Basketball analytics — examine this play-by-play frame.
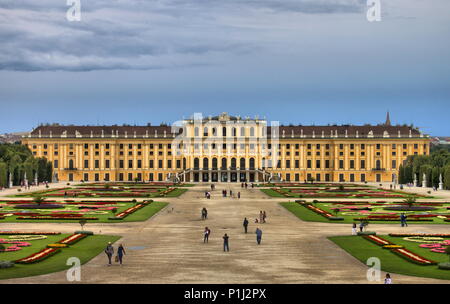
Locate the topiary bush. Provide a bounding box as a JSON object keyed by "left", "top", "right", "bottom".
{"left": 357, "top": 231, "right": 377, "bottom": 236}
{"left": 0, "top": 261, "right": 14, "bottom": 269}
{"left": 74, "top": 230, "right": 94, "bottom": 235}
{"left": 438, "top": 263, "right": 450, "bottom": 270}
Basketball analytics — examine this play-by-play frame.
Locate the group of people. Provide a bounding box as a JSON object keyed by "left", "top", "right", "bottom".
{"left": 104, "top": 242, "right": 126, "bottom": 266}
{"left": 202, "top": 210, "right": 266, "bottom": 251}
{"left": 241, "top": 183, "right": 255, "bottom": 189}
{"left": 351, "top": 222, "right": 367, "bottom": 235}
{"left": 255, "top": 211, "right": 267, "bottom": 223}
{"left": 400, "top": 213, "right": 408, "bottom": 227}
{"left": 221, "top": 189, "right": 241, "bottom": 198}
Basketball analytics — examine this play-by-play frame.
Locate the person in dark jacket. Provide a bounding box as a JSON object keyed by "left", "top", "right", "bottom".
{"left": 243, "top": 218, "right": 249, "bottom": 233}
{"left": 223, "top": 234, "right": 229, "bottom": 252}
{"left": 117, "top": 244, "right": 126, "bottom": 265}
{"left": 255, "top": 228, "right": 263, "bottom": 245}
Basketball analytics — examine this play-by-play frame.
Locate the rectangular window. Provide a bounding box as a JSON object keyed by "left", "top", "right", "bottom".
{"left": 149, "top": 173, "right": 154, "bottom": 181}
{"left": 286, "top": 160, "right": 290, "bottom": 168}
{"left": 361, "top": 160, "right": 366, "bottom": 169}
{"left": 95, "top": 160, "right": 99, "bottom": 169}
{"left": 104, "top": 173, "right": 110, "bottom": 181}
{"left": 128, "top": 173, "right": 133, "bottom": 181}
{"left": 105, "top": 160, "right": 110, "bottom": 169}
{"left": 158, "top": 160, "right": 163, "bottom": 168}
{"left": 316, "top": 160, "right": 321, "bottom": 169}
{"left": 167, "top": 160, "right": 172, "bottom": 169}
{"left": 339, "top": 160, "right": 344, "bottom": 169}
{"left": 361, "top": 174, "right": 366, "bottom": 182}
{"left": 392, "top": 160, "right": 397, "bottom": 169}
{"left": 307, "top": 160, "right": 312, "bottom": 169}
{"left": 350, "top": 160, "right": 355, "bottom": 169}
{"left": 84, "top": 173, "right": 89, "bottom": 181}
{"left": 295, "top": 160, "right": 300, "bottom": 168}
{"left": 128, "top": 160, "right": 133, "bottom": 169}
{"left": 149, "top": 160, "right": 154, "bottom": 168}
{"left": 325, "top": 160, "right": 330, "bottom": 169}
{"left": 119, "top": 160, "right": 124, "bottom": 169}
{"left": 54, "top": 160, "right": 58, "bottom": 169}
{"left": 84, "top": 160, "right": 89, "bottom": 169}
{"left": 137, "top": 160, "right": 142, "bottom": 169}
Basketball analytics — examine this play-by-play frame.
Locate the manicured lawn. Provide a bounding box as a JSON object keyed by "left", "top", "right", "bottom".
{"left": 263, "top": 186, "right": 431, "bottom": 199}
{"left": 329, "top": 235, "right": 450, "bottom": 280}
{"left": 0, "top": 201, "right": 168, "bottom": 223}
{"left": 261, "top": 189, "right": 286, "bottom": 198}
{"left": 280, "top": 201, "right": 450, "bottom": 225}
{"left": 0, "top": 234, "right": 120, "bottom": 280}
{"left": 164, "top": 188, "right": 188, "bottom": 197}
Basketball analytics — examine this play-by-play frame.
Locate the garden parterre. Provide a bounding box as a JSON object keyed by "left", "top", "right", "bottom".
{"left": 282, "top": 200, "right": 450, "bottom": 224}
{"left": 262, "top": 183, "right": 431, "bottom": 199}
{"left": 0, "top": 200, "right": 168, "bottom": 223}
{"left": 0, "top": 231, "right": 119, "bottom": 280}
{"left": 330, "top": 233, "right": 450, "bottom": 280}
{"left": 12, "top": 182, "right": 190, "bottom": 198}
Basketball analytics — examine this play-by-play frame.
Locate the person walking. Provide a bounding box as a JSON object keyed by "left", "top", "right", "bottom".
{"left": 117, "top": 243, "right": 126, "bottom": 265}
{"left": 359, "top": 221, "right": 364, "bottom": 232}
{"left": 255, "top": 227, "right": 263, "bottom": 245}
{"left": 352, "top": 223, "right": 357, "bottom": 235}
{"left": 403, "top": 213, "right": 408, "bottom": 227}
{"left": 238, "top": 192, "right": 241, "bottom": 199}
{"left": 230, "top": 190, "right": 233, "bottom": 197}
{"left": 201, "top": 207, "right": 208, "bottom": 220}
{"left": 223, "top": 234, "right": 230, "bottom": 252}
{"left": 259, "top": 211, "right": 264, "bottom": 223}
{"left": 262, "top": 211, "right": 267, "bottom": 223}
{"left": 105, "top": 242, "right": 114, "bottom": 266}
{"left": 204, "top": 227, "right": 211, "bottom": 243}
{"left": 243, "top": 217, "right": 249, "bottom": 233}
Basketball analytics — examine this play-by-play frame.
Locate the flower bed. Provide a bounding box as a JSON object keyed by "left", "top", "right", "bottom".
{"left": 389, "top": 233, "right": 450, "bottom": 238}
{"left": 17, "top": 216, "right": 99, "bottom": 220}
{"left": 114, "top": 202, "right": 149, "bottom": 219}
{"left": 0, "top": 231, "right": 60, "bottom": 235}
{"left": 363, "top": 235, "right": 394, "bottom": 246}
{"left": 15, "top": 247, "right": 61, "bottom": 264}
{"left": 391, "top": 248, "right": 437, "bottom": 265}
{"left": 58, "top": 233, "right": 87, "bottom": 245}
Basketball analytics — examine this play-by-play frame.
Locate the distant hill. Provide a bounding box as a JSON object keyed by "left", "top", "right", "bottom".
{"left": 0, "top": 132, "right": 28, "bottom": 144}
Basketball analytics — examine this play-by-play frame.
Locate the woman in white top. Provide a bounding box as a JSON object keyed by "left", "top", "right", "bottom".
{"left": 384, "top": 273, "right": 392, "bottom": 284}
{"left": 352, "top": 223, "right": 357, "bottom": 235}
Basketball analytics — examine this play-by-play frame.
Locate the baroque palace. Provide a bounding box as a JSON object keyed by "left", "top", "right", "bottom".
{"left": 21, "top": 112, "right": 430, "bottom": 184}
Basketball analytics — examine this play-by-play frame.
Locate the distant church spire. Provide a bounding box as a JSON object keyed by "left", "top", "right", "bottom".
{"left": 385, "top": 111, "right": 391, "bottom": 126}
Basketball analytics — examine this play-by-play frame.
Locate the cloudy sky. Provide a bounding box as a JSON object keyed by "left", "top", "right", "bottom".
{"left": 0, "top": 0, "right": 449, "bottom": 135}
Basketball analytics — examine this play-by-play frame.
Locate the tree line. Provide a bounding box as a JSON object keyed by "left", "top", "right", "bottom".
{"left": 399, "top": 148, "right": 450, "bottom": 189}
{"left": 0, "top": 144, "right": 53, "bottom": 188}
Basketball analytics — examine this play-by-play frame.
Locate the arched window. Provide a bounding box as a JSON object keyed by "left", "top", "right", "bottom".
{"left": 212, "top": 128, "right": 216, "bottom": 136}
{"left": 203, "top": 157, "right": 209, "bottom": 169}
{"left": 222, "top": 127, "right": 227, "bottom": 137}
{"left": 249, "top": 158, "right": 255, "bottom": 169}
{"left": 231, "top": 158, "right": 236, "bottom": 169}
{"left": 194, "top": 158, "right": 199, "bottom": 169}
{"left": 194, "top": 127, "right": 199, "bottom": 137}
{"left": 240, "top": 158, "right": 246, "bottom": 169}
{"left": 232, "top": 127, "right": 237, "bottom": 136}
{"left": 221, "top": 158, "right": 227, "bottom": 169}
{"left": 69, "top": 159, "right": 74, "bottom": 169}
{"left": 250, "top": 127, "right": 255, "bottom": 137}
{"left": 212, "top": 158, "right": 218, "bottom": 169}
{"left": 203, "top": 127, "right": 208, "bottom": 137}
{"left": 240, "top": 127, "right": 245, "bottom": 137}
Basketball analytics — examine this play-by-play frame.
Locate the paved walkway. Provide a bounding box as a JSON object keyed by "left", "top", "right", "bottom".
{"left": 1, "top": 183, "right": 450, "bottom": 284}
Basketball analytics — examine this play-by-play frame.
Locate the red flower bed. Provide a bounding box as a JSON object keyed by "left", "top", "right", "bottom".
{"left": 15, "top": 247, "right": 61, "bottom": 264}
{"left": 392, "top": 248, "right": 437, "bottom": 265}
{"left": 17, "top": 216, "right": 99, "bottom": 220}
{"left": 363, "top": 235, "right": 394, "bottom": 246}
{"left": 58, "top": 233, "right": 87, "bottom": 245}
{"left": 298, "top": 202, "right": 335, "bottom": 219}
{"left": 0, "top": 231, "right": 61, "bottom": 235}
{"left": 389, "top": 233, "right": 450, "bottom": 237}
{"left": 114, "top": 203, "right": 147, "bottom": 219}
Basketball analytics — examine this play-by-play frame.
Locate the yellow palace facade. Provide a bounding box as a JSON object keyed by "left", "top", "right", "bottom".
{"left": 21, "top": 113, "right": 430, "bottom": 184}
